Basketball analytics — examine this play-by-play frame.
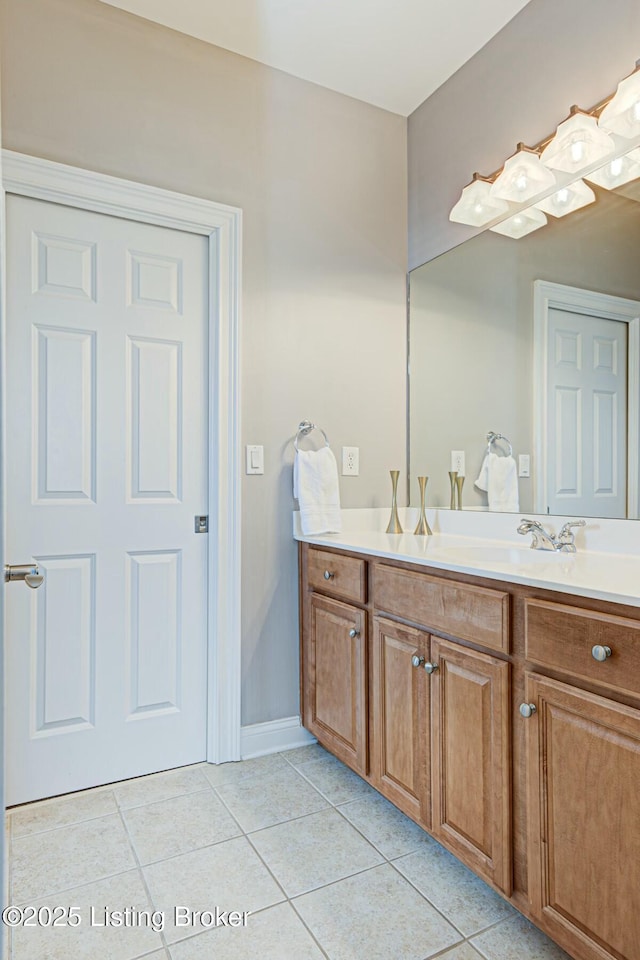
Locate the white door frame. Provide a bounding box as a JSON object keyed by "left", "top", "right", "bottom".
{"left": 2, "top": 150, "right": 242, "bottom": 764}
{"left": 533, "top": 279, "right": 640, "bottom": 519}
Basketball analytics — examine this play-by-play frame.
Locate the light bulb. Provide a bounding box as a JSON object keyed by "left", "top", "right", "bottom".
{"left": 570, "top": 141, "right": 586, "bottom": 163}
{"left": 610, "top": 157, "right": 624, "bottom": 177}
{"left": 515, "top": 173, "right": 528, "bottom": 192}
{"left": 556, "top": 188, "right": 570, "bottom": 204}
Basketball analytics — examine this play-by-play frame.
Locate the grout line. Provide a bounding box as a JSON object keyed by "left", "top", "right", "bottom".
{"left": 115, "top": 805, "right": 171, "bottom": 955}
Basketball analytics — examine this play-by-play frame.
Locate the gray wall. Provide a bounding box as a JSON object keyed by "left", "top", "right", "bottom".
{"left": 409, "top": 192, "right": 640, "bottom": 512}
{"left": 408, "top": 0, "right": 640, "bottom": 270}
{"left": 0, "top": 0, "right": 408, "bottom": 726}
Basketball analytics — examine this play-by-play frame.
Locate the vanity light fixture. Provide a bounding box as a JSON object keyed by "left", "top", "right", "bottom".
{"left": 534, "top": 178, "right": 596, "bottom": 218}
{"left": 598, "top": 63, "right": 640, "bottom": 139}
{"left": 449, "top": 58, "right": 640, "bottom": 235}
{"left": 540, "top": 107, "right": 615, "bottom": 175}
{"left": 489, "top": 206, "right": 547, "bottom": 239}
{"left": 585, "top": 148, "right": 640, "bottom": 190}
{"left": 449, "top": 174, "right": 509, "bottom": 227}
{"left": 489, "top": 143, "right": 556, "bottom": 203}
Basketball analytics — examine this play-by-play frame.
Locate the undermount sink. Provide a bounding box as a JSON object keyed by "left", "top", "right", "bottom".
{"left": 432, "top": 546, "right": 574, "bottom": 565}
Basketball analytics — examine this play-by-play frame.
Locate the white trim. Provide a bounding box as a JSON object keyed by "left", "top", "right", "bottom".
{"left": 533, "top": 280, "right": 640, "bottom": 520}
{"left": 241, "top": 716, "right": 316, "bottom": 759}
{"left": 2, "top": 150, "right": 243, "bottom": 764}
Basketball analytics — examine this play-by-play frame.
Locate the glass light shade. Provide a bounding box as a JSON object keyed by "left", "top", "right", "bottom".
{"left": 534, "top": 179, "right": 596, "bottom": 217}
{"left": 489, "top": 206, "right": 547, "bottom": 239}
{"left": 449, "top": 178, "right": 509, "bottom": 226}
{"left": 585, "top": 148, "right": 640, "bottom": 190}
{"left": 540, "top": 111, "right": 615, "bottom": 174}
{"left": 489, "top": 146, "right": 556, "bottom": 203}
{"left": 598, "top": 69, "right": 640, "bottom": 139}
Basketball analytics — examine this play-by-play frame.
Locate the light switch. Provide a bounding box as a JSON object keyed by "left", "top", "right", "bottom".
{"left": 518, "top": 454, "right": 531, "bottom": 478}
{"left": 246, "top": 444, "right": 264, "bottom": 475}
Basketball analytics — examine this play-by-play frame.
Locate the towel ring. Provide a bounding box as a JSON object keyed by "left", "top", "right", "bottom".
{"left": 487, "top": 431, "right": 513, "bottom": 457}
{"left": 295, "top": 419, "right": 329, "bottom": 451}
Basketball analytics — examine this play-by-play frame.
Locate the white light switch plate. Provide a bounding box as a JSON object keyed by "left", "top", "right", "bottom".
{"left": 246, "top": 444, "right": 264, "bottom": 475}
{"left": 518, "top": 454, "right": 531, "bottom": 478}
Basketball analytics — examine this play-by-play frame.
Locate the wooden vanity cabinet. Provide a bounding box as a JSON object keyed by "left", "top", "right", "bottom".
{"left": 370, "top": 617, "right": 430, "bottom": 827}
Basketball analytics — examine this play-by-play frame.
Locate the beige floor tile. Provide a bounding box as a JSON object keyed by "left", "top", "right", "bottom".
{"left": 143, "top": 836, "right": 285, "bottom": 943}
{"left": 295, "top": 754, "right": 376, "bottom": 804}
{"left": 394, "top": 838, "right": 516, "bottom": 936}
{"left": 294, "top": 862, "right": 461, "bottom": 960}
{"left": 123, "top": 789, "right": 241, "bottom": 864}
{"left": 338, "top": 792, "right": 432, "bottom": 859}
{"left": 114, "top": 767, "right": 210, "bottom": 810}
{"left": 168, "top": 902, "right": 325, "bottom": 960}
{"left": 471, "top": 915, "right": 573, "bottom": 959}
{"left": 10, "top": 869, "right": 163, "bottom": 960}
{"left": 11, "top": 814, "right": 136, "bottom": 903}
{"left": 437, "top": 945, "right": 486, "bottom": 960}
{"left": 201, "top": 752, "right": 290, "bottom": 788}
{"left": 214, "top": 763, "right": 329, "bottom": 832}
{"left": 250, "top": 808, "right": 383, "bottom": 897}
{"left": 10, "top": 788, "right": 117, "bottom": 839}
{"left": 281, "top": 743, "right": 328, "bottom": 766}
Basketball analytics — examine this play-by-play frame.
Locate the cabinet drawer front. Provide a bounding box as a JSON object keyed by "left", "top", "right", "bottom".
{"left": 308, "top": 548, "right": 366, "bottom": 603}
{"left": 525, "top": 598, "right": 640, "bottom": 698}
{"left": 374, "top": 564, "right": 509, "bottom": 653}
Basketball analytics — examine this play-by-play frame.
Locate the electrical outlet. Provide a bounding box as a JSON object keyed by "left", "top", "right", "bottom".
{"left": 518, "top": 454, "right": 531, "bottom": 478}
{"left": 451, "top": 450, "right": 465, "bottom": 477}
{"left": 342, "top": 446, "right": 359, "bottom": 476}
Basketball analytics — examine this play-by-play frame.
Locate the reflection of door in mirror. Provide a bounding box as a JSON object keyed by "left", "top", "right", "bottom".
{"left": 533, "top": 281, "right": 640, "bottom": 519}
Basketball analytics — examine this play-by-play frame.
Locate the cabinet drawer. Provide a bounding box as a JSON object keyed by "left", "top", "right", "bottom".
{"left": 374, "top": 564, "right": 509, "bottom": 653}
{"left": 525, "top": 598, "right": 640, "bottom": 698}
{"left": 308, "top": 548, "right": 366, "bottom": 603}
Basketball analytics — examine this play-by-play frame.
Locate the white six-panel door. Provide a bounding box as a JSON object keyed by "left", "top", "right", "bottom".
{"left": 5, "top": 195, "right": 209, "bottom": 804}
{"left": 546, "top": 307, "right": 627, "bottom": 518}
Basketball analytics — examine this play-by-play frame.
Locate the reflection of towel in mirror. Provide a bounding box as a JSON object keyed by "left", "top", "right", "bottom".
{"left": 475, "top": 453, "right": 519, "bottom": 512}
{"left": 294, "top": 447, "right": 342, "bottom": 535}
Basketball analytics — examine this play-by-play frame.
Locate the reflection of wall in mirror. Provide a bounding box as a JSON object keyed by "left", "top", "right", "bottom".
{"left": 409, "top": 188, "right": 640, "bottom": 517}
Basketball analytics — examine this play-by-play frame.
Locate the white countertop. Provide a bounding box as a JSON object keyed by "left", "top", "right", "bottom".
{"left": 294, "top": 509, "right": 640, "bottom": 608}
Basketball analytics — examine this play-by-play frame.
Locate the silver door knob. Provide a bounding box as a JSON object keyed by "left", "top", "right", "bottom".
{"left": 348, "top": 628, "right": 360, "bottom": 638}
{"left": 5, "top": 564, "right": 44, "bottom": 589}
{"left": 591, "top": 644, "right": 612, "bottom": 662}
{"left": 411, "top": 654, "right": 425, "bottom": 668}
{"left": 323, "top": 570, "right": 334, "bottom": 580}
{"left": 520, "top": 702, "right": 537, "bottom": 718}
{"left": 423, "top": 661, "right": 438, "bottom": 674}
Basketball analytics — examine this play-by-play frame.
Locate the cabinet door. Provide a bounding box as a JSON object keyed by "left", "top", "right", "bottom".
{"left": 524, "top": 673, "right": 640, "bottom": 960}
{"left": 430, "top": 636, "right": 511, "bottom": 894}
{"left": 307, "top": 594, "right": 367, "bottom": 775}
{"left": 371, "top": 617, "right": 430, "bottom": 826}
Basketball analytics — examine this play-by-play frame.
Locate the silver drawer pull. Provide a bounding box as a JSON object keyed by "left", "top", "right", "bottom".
{"left": 4, "top": 564, "right": 44, "bottom": 590}
{"left": 323, "top": 570, "right": 334, "bottom": 580}
{"left": 520, "top": 702, "right": 537, "bottom": 718}
{"left": 411, "top": 654, "right": 425, "bottom": 668}
{"left": 348, "top": 628, "right": 360, "bottom": 639}
{"left": 591, "top": 644, "right": 612, "bottom": 662}
{"left": 423, "top": 661, "right": 438, "bottom": 674}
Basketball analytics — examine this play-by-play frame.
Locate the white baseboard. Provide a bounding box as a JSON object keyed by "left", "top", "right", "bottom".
{"left": 240, "top": 716, "right": 316, "bottom": 759}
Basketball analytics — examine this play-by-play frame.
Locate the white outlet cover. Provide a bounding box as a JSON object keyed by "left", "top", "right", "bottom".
{"left": 342, "top": 446, "right": 359, "bottom": 476}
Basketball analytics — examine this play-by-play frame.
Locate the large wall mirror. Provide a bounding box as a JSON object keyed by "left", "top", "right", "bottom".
{"left": 409, "top": 179, "right": 640, "bottom": 520}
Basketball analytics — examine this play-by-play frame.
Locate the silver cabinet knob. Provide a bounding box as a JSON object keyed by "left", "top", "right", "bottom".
{"left": 520, "top": 702, "right": 537, "bottom": 718}
{"left": 323, "top": 570, "right": 334, "bottom": 580}
{"left": 411, "top": 654, "right": 425, "bottom": 668}
{"left": 348, "top": 628, "right": 360, "bottom": 639}
{"left": 423, "top": 661, "right": 438, "bottom": 674}
{"left": 591, "top": 644, "right": 612, "bottom": 662}
{"left": 4, "top": 564, "right": 45, "bottom": 590}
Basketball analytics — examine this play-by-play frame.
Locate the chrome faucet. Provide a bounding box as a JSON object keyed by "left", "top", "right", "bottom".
{"left": 517, "top": 518, "right": 586, "bottom": 553}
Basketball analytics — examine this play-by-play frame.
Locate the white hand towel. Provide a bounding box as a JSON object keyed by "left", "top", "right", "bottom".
{"left": 294, "top": 447, "right": 342, "bottom": 535}
{"left": 475, "top": 452, "right": 519, "bottom": 512}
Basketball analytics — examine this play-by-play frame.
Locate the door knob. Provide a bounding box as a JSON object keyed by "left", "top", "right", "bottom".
{"left": 591, "top": 644, "right": 612, "bottom": 662}
{"left": 423, "top": 661, "right": 438, "bottom": 674}
{"left": 348, "top": 628, "right": 360, "bottom": 638}
{"left": 5, "top": 564, "right": 44, "bottom": 589}
{"left": 411, "top": 654, "right": 425, "bottom": 668}
{"left": 323, "top": 570, "right": 334, "bottom": 580}
{"left": 519, "top": 702, "right": 537, "bottom": 718}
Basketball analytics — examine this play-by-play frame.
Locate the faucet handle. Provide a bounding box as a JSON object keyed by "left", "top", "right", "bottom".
{"left": 517, "top": 518, "right": 543, "bottom": 535}
{"left": 558, "top": 519, "right": 586, "bottom": 539}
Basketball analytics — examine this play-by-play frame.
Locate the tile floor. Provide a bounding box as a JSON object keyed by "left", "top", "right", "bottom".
{"left": 5, "top": 745, "right": 572, "bottom": 960}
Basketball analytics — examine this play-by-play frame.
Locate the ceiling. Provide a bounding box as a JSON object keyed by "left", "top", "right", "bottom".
{"left": 99, "top": 0, "right": 531, "bottom": 116}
